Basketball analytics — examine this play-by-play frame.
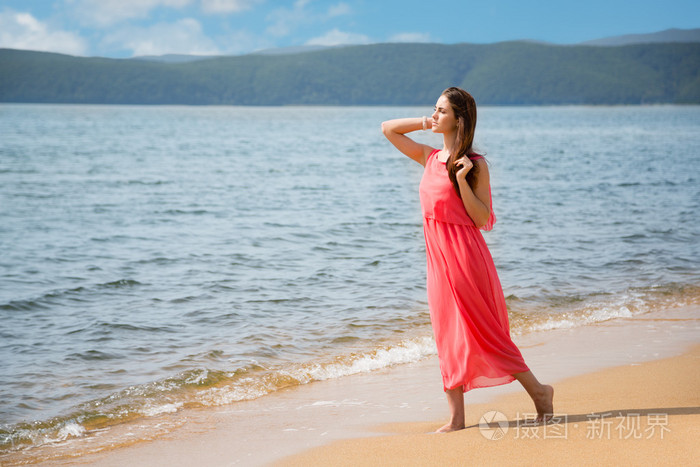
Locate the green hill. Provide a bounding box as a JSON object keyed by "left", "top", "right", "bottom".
{"left": 1, "top": 42, "right": 699, "bottom": 105}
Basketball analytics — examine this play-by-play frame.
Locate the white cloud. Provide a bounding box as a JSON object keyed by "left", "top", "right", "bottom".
{"left": 305, "top": 28, "right": 371, "bottom": 47}
{"left": 101, "top": 18, "right": 221, "bottom": 56}
{"left": 0, "top": 9, "right": 88, "bottom": 55}
{"left": 266, "top": 1, "right": 352, "bottom": 38}
{"left": 265, "top": 2, "right": 306, "bottom": 37}
{"left": 69, "top": 0, "right": 259, "bottom": 26}
{"left": 388, "top": 32, "right": 432, "bottom": 43}
{"left": 69, "top": 0, "right": 191, "bottom": 27}
{"left": 200, "top": 0, "right": 263, "bottom": 14}
{"left": 327, "top": 3, "right": 351, "bottom": 18}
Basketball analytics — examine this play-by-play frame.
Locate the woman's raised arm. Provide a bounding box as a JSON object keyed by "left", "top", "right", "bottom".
{"left": 381, "top": 117, "right": 435, "bottom": 166}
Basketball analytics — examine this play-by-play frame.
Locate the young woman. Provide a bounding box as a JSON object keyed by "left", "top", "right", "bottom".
{"left": 381, "top": 87, "right": 553, "bottom": 433}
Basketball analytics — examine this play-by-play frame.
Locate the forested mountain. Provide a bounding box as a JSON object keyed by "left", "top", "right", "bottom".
{"left": 1, "top": 41, "right": 699, "bottom": 105}
{"left": 581, "top": 27, "right": 700, "bottom": 46}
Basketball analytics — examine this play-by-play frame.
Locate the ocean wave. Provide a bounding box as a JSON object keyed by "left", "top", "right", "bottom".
{"left": 0, "top": 335, "right": 436, "bottom": 455}
{"left": 0, "top": 279, "right": 144, "bottom": 312}
{"left": 0, "top": 421, "right": 86, "bottom": 455}
{"left": 509, "top": 282, "right": 700, "bottom": 335}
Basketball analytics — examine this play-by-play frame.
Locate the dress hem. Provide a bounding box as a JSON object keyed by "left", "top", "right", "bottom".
{"left": 445, "top": 374, "right": 522, "bottom": 393}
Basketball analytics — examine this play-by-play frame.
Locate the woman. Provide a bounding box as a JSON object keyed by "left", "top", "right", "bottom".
{"left": 381, "top": 87, "right": 553, "bottom": 433}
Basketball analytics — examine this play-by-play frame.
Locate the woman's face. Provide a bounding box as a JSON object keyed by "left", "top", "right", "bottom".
{"left": 431, "top": 95, "right": 458, "bottom": 134}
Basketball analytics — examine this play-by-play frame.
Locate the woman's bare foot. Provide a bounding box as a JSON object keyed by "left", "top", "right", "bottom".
{"left": 534, "top": 384, "right": 554, "bottom": 423}
{"left": 513, "top": 371, "right": 554, "bottom": 423}
{"left": 435, "top": 422, "right": 465, "bottom": 433}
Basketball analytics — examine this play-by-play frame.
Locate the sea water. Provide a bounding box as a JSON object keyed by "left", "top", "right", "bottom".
{"left": 1, "top": 104, "right": 698, "bottom": 455}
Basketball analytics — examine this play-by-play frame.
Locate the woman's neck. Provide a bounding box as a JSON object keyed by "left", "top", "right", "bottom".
{"left": 442, "top": 133, "right": 457, "bottom": 157}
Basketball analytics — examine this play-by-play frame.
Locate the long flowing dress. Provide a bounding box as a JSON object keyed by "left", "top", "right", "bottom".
{"left": 419, "top": 149, "right": 529, "bottom": 392}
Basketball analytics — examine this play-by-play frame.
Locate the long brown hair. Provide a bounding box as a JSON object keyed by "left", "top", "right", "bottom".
{"left": 442, "top": 87, "right": 480, "bottom": 196}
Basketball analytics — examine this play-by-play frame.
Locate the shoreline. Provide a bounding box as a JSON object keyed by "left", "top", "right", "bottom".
{"left": 279, "top": 342, "right": 700, "bottom": 466}
{"left": 5, "top": 305, "right": 699, "bottom": 466}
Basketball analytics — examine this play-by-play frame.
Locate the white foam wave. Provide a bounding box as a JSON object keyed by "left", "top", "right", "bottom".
{"left": 195, "top": 379, "right": 271, "bottom": 406}
{"left": 56, "top": 422, "right": 86, "bottom": 440}
{"left": 191, "top": 336, "right": 436, "bottom": 407}
{"left": 298, "top": 336, "right": 436, "bottom": 382}
{"left": 514, "top": 293, "right": 646, "bottom": 335}
{"left": 140, "top": 402, "right": 183, "bottom": 417}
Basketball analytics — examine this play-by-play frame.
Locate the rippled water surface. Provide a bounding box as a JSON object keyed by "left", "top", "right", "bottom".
{"left": 1, "top": 104, "right": 699, "bottom": 455}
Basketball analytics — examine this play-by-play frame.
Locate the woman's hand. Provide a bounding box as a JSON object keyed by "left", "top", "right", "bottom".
{"left": 455, "top": 156, "right": 473, "bottom": 181}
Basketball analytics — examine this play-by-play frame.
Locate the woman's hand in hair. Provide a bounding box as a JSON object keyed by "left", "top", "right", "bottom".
{"left": 456, "top": 158, "right": 491, "bottom": 228}
{"left": 455, "top": 156, "right": 474, "bottom": 181}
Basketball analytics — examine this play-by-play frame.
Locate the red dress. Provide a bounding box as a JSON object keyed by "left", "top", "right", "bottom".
{"left": 419, "top": 149, "right": 529, "bottom": 392}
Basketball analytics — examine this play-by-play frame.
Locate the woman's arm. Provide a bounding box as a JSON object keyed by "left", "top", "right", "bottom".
{"left": 381, "top": 117, "right": 435, "bottom": 166}
{"left": 456, "top": 158, "right": 491, "bottom": 228}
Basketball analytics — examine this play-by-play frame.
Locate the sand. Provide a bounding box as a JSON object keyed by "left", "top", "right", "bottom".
{"left": 278, "top": 344, "right": 700, "bottom": 466}
{"left": 8, "top": 306, "right": 699, "bottom": 466}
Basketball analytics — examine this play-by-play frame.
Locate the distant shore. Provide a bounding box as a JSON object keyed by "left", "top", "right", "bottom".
{"left": 2, "top": 41, "right": 699, "bottom": 105}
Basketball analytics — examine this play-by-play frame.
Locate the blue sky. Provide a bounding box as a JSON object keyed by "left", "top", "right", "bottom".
{"left": 0, "top": 0, "right": 698, "bottom": 57}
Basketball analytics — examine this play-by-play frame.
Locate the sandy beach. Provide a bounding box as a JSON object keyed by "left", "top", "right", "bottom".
{"left": 280, "top": 339, "right": 700, "bottom": 466}
{"left": 6, "top": 305, "right": 698, "bottom": 466}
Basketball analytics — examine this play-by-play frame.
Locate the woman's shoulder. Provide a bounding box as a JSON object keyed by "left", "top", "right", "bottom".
{"left": 423, "top": 147, "right": 440, "bottom": 163}
{"left": 468, "top": 153, "right": 489, "bottom": 172}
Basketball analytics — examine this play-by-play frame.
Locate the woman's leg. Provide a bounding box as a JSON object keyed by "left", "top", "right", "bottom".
{"left": 513, "top": 370, "right": 554, "bottom": 421}
{"left": 437, "top": 373, "right": 553, "bottom": 432}
{"left": 436, "top": 387, "right": 466, "bottom": 432}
